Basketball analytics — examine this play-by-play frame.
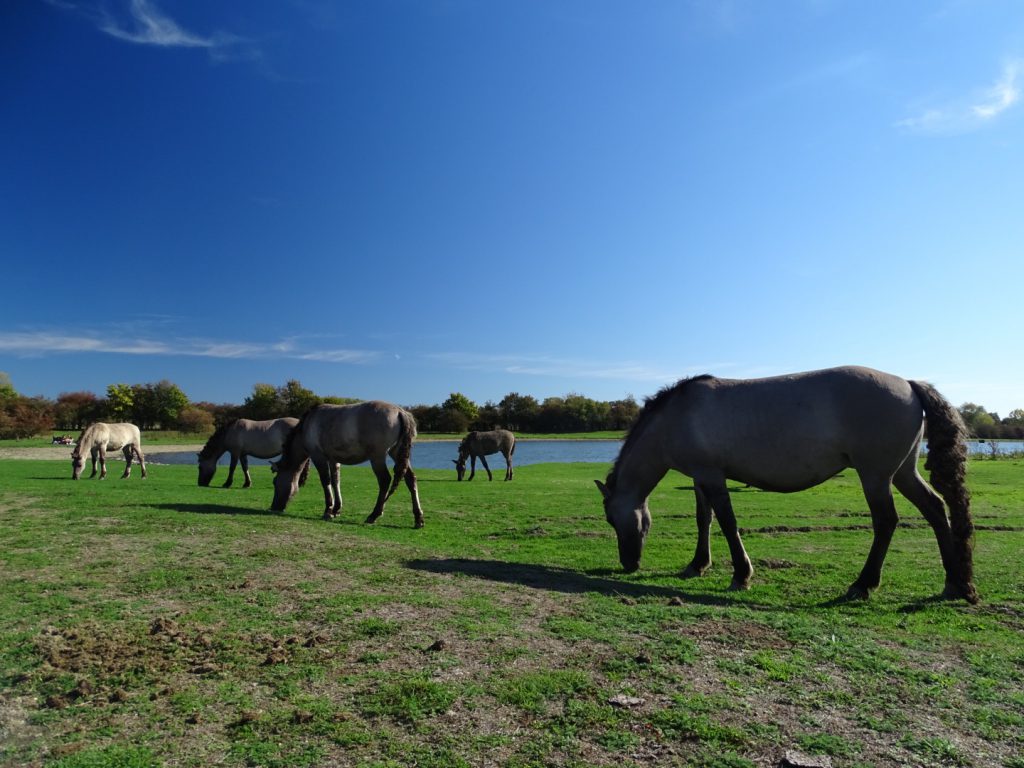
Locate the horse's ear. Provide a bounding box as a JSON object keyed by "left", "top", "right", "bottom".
{"left": 594, "top": 479, "right": 610, "bottom": 499}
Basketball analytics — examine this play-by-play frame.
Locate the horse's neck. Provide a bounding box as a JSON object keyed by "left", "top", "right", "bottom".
{"left": 616, "top": 423, "right": 670, "bottom": 499}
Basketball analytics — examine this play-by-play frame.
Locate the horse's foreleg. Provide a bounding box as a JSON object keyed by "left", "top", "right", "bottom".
{"left": 468, "top": 456, "right": 477, "bottom": 481}
{"left": 97, "top": 448, "right": 107, "bottom": 479}
{"left": 135, "top": 446, "right": 147, "bottom": 478}
{"left": 240, "top": 455, "right": 252, "bottom": 488}
{"left": 89, "top": 449, "right": 99, "bottom": 479}
{"left": 404, "top": 467, "right": 424, "bottom": 529}
{"left": 314, "top": 461, "right": 336, "bottom": 520}
{"left": 224, "top": 454, "right": 238, "bottom": 488}
{"left": 365, "top": 458, "right": 391, "bottom": 524}
{"left": 702, "top": 482, "right": 752, "bottom": 590}
{"left": 120, "top": 445, "right": 133, "bottom": 478}
{"left": 330, "top": 463, "right": 341, "bottom": 517}
{"left": 848, "top": 473, "right": 899, "bottom": 600}
{"left": 479, "top": 454, "right": 493, "bottom": 481}
{"left": 682, "top": 487, "right": 714, "bottom": 578}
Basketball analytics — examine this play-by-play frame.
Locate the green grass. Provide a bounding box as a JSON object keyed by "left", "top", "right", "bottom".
{"left": 1, "top": 457, "right": 1022, "bottom": 767}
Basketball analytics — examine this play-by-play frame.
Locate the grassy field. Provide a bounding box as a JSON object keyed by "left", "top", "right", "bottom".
{"left": 1, "top": 456, "right": 1022, "bottom": 768}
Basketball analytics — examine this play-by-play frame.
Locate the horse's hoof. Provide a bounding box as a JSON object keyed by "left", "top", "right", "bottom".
{"left": 943, "top": 582, "right": 980, "bottom": 604}
{"left": 681, "top": 563, "right": 709, "bottom": 579}
{"left": 364, "top": 514, "right": 380, "bottom": 525}
{"left": 727, "top": 580, "right": 750, "bottom": 591}
{"left": 414, "top": 520, "right": 424, "bottom": 529}
{"left": 845, "top": 584, "right": 871, "bottom": 601}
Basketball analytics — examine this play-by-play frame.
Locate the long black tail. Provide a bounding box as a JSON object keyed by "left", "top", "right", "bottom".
{"left": 910, "top": 380, "right": 978, "bottom": 603}
{"left": 386, "top": 409, "right": 416, "bottom": 500}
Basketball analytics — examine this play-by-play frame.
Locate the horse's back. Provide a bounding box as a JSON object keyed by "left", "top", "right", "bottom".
{"left": 303, "top": 402, "right": 409, "bottom": 464}
{"left": 101, "top": 423, "right": 142, "bottom": 450}
{"left": 229, "top": 417, "right": 300, "bottom": 456}
{"left": 673, "top": 367, "right": 924, "bottom": 488}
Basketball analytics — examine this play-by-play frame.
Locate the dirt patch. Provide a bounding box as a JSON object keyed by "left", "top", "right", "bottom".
{"left": 0, "top": 445, "right": 203, "bottom": 461}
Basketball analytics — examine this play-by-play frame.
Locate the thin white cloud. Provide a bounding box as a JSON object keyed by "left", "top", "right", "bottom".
{"left": 99, "top": 0, "right": 216, "bottom": 48}
{"left": 0, "top": 330, "right": 380, "bottom": 365}
{"left": 971, "top": 61, "right": 1020, "bottom": 118}
{"left": 897, "top": 60, "right": 1022, "bottom": 135}
{"left": 425, "top": 352, "right": 719, "bottom": 385}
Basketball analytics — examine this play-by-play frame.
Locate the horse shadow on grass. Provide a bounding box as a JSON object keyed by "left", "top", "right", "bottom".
{"left": 143, "top": 502, "right": 276, "bottom": 517}
{"left": 405, "top": 557, "right": 764, "bottom": 608}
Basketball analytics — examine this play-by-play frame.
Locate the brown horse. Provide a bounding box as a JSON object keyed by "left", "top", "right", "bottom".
{"left": 270, "top": 401, "right": 424, "bottom": 527}
{"left": 71, "top": 422, "right": 147, "bottom": 480}
{"left": 453, "top": 429, "right": 516, "bottom": 481}
{"left": 197, "top": 417, "right": 299, "bottom": 488}
{"left": 596, "top": 366, "right": 977, "bottom": 603}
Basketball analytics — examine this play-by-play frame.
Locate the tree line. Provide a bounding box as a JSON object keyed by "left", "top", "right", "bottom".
{"left": 1, "top": 371, "right": 1021, "bottom": 440}
{"left": 0, "top": 374, "right": 639, "bottom": 438}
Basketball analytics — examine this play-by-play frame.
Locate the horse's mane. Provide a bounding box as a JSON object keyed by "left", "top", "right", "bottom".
{"left": 198, "top": 421, "right": 234, "bottom": 460}
{"left": 72, "top": 422, "right": 103, "bottom": 456}
{"left": 279, "top": 406, "right": 318, "bottom": 469}
{"left": 605, "top": 374, "right": 713, "bottom": 491}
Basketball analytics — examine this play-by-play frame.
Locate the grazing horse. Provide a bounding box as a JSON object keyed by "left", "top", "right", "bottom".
{"left": 595, "top": 366, "right": 978, "bottom": 603}
{"left": 197, "top": 417, "right": 299, "bottom": 488}
{"left": 270, "top": 401, "right": 424, "bottom": 528}
{"left": 453, "top": 429, "right": 516, "bottom": 481}
{"left": 71, "top": 422, "right": 147, "bottom": 480}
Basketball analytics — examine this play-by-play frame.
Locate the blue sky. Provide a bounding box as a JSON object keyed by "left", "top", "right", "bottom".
{"left": 2, "top": 1, "right": 1022, "bottom": 415}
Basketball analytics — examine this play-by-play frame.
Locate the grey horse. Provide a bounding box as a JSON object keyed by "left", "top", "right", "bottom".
{"left": 197, "top": 417, "right": 299, "bottom": 488}
{"left": 270, "top": 401, "right": 424, "bottom": 527}
{"left": 453, "top": 429, "right": 516, "bottom": 481}
{"left": 596, "top": 366, "right": 977, "bottom": 603}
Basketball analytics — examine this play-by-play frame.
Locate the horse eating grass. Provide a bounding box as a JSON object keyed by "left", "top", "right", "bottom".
{"left": 197, "top": 417, "right": 299, "bottom": 488}
{"left": 270, "top": 401, "right": 424, "bottom": 527}
{"left": 453, "top": 429, "right": 516, "bottom": 481}
{"left": 596, "top": 366, "right": 977, "bottom": 603}
{"left": 71, "top": 422, "right": 147, "bottom": 480}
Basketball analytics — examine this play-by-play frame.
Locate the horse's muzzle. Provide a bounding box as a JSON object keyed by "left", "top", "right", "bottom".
{"left": 620, "top": 559, "right": 640, "bottom": 574}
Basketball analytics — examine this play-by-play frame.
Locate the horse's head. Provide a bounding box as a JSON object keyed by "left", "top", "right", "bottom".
{"left": 197, "top": 453, "right": 217, "bottom": 486}
{"left": 270, "top": 459, "right": 306, "bottom": 512}
{"left": 71, "top": 451, "right": 85, "bottom": 480}
{"left": 594, "top": 479, "right": 650, "bottom": 573}
{"left": 453, "top": 456, "right": 467, "bottom": 481}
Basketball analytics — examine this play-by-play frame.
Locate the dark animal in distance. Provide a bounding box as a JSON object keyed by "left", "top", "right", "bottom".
{"left": 453, "top": 429, "right": 516, "bottom": 481}
{"left": 596, "top": 366, "right": 977, "bottom": 604}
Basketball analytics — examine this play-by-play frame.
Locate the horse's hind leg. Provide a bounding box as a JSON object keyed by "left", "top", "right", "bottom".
{"left": 701, "top": 480, "right": 752, "bottom": 590}
{"left": 90, "top": 449, "right": 100, "bottom": 479}
{"left": 404, "top": 468, "right": 424, "bottom": 528}
{"left": 893, "top": 457, "right": 967, "bottom": 600}
{"left": 121, "top": 445, "right": 133, "bottom": 478}
{"left": 848, "top": 472, "right": 899, "bottom": 600}
{"left": 682, "top": 486, "right": 714, "bottom": 578}
{"left": 504, "top": 451, "right": 513, "bottom": 481}
{"left": 96, "top": 448, "right": 107, "bottom": 479}
{"left": 479, "top": 455, "right": 493, "bottom": 481}
{"left": 365, "top": 458, "right": 391, "bottom": 524}
{"left": 314, "top": 460, "right": 338, "bottom": 520}
{"left": 468, "top": 456, "right": 477, "bottom": 481}
{"left": 135, "top": 446, "right": 147, "bottom": 478}
{"left": 224, "top": 454, "right": 238, "bottom": 488}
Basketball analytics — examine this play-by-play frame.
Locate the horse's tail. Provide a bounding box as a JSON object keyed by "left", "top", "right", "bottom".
{"left": 909, "top": 380, "right": 978, "bottom": 603}
{"left": 386, "top": 409, "right": 417, "bottom": 500}
{"left": 509, "top": 433, "right": 516, "bottom": 456}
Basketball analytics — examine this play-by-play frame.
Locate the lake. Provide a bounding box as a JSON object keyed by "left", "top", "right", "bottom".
{"left": 153, "top": 438, "right": 1023, "bottom": 470}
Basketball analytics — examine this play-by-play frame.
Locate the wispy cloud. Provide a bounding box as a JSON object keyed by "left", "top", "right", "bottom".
{"left": 897, "top": 60, "right": 1022, "bottom": 135}
{"left": 0, "top": 330, "right": 380, "bottom": 365}
{"left": 49, "top": 0, "right": 256, "bottom": 61}
{"left": 425, "top": 352, "right": 720, "bottom": 385}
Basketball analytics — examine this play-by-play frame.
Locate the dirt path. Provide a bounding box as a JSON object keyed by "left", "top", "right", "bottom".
{"left": 0, "top": 445, "right": 204, "bottom": 461}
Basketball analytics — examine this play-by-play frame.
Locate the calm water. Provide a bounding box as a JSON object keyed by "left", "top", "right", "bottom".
{"left": 154, "top": 438, "right": 1023, "bottom": 469}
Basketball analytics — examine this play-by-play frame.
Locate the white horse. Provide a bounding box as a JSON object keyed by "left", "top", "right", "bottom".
{"left": 71, "top": 422, "right": 147, "bottom": 480}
